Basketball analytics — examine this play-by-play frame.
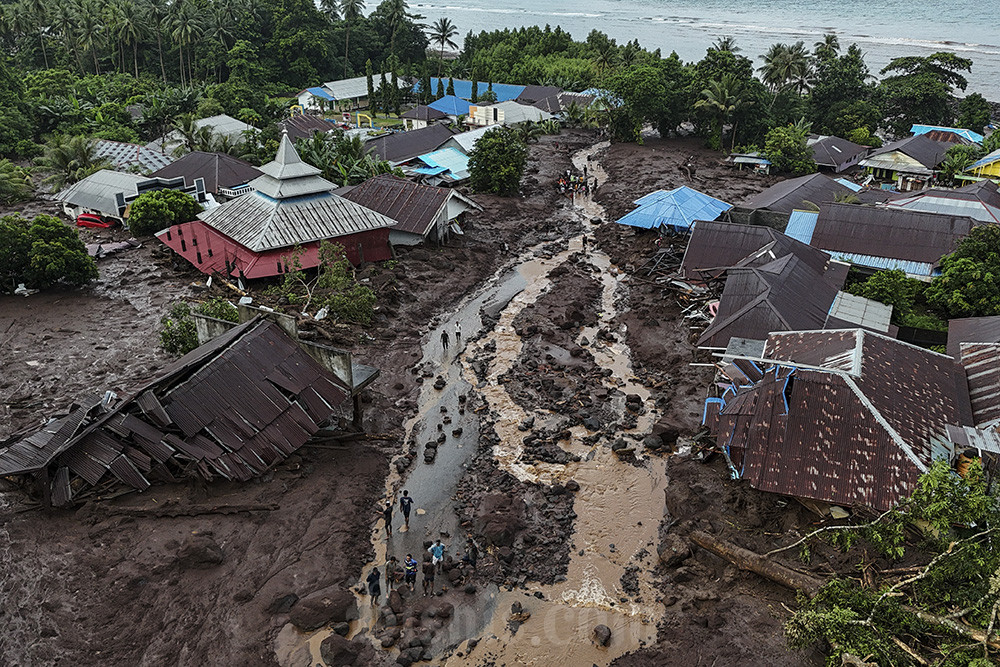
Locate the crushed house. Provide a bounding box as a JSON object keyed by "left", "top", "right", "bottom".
{"left": 340, "top": 174, "right": 481, "bottom": 246}
{"left": 737, "top": 173, "right": 855, "bottom": 227}
{"left": 0, "top": 318, "right": 378, "bottom": 507}
{"left": 703, "top": 329, "right": 975, "bottom": 510}
{"left": 157, "top": 133, "right": 395, "bottom": 279}
{"left": 885, "top": 180, "right": 1000, "bottom": 223}
{"left": 807, "top": 135, "right": 869, "bottom": 173}
{"left": 677, "top": 220, "right": 895, "bottom": 349}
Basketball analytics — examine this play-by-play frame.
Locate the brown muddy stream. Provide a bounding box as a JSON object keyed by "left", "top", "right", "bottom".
{"left": 277, "top": 141, "right": 671, "bottom": 666}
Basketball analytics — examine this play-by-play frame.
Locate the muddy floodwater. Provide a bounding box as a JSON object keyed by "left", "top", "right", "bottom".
{"left": 278, "top": 142, "right": 673, "bottom": 666}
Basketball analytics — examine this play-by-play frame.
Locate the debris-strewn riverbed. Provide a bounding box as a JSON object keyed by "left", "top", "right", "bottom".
{"left": 0, "top": 131, "right": 829, "bottom": 666}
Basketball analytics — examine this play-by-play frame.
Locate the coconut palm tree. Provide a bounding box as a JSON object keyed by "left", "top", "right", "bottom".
{"left": 759, "top": 41, "right": 812, "bottom": 96}
{"left": 170, "top": 1, "right": 204, "bottom": 86}
{"left": 383, "top": 0, "right": 409, "bottom": 56}
{"left": 35, "top": 135, "right": 111, "bottom": 191}
{"left": 694, "top": 74, "right": 748, "bottom": 152}
{"left": 111, "top": 0, "right": 147, "bottom": 77}
{"left": 318, "top": 0, "right": 339, "bottom": 22}
{"left": 27, "top": 0, "right": 49, "bottom": 68}
{"left": 428, "top": 17, "right": 458, "bottom": 78}
{"left": 75, "top": 0, "right": 106, "bottom": 75}
{"left": 340, "top": 0, "right": 364, "bottom": 79}
{"left": 710, "top": 35, "right": 740, "bottom": 53}
{"left": 51, "top": 1, "right": 83, "bottom": 72}
{"left": 813, "top": 33, "right": 840, "bottom": 58}
{"left": 146, "top": 0, "right": 169, "bottom": 82}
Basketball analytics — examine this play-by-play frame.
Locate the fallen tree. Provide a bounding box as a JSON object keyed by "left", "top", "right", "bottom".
{"left": 688, "top": 460, "right": 1000, "bottom": 666}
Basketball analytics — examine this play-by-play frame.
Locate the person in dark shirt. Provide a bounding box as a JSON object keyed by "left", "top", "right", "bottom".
{"left": 399, "top": 490, "right": 413, "bottom": 529}
{"left": 382, "top": 501, "right": 393, "bottom": 537}
{"left": 422, "top": 555, "right": 435, "bottom": 596}
{"left": 367, "top": 567, "right": 382, "bottom": 606}
{"left": 385, "top": 555, "right": 399, "bottom": 590}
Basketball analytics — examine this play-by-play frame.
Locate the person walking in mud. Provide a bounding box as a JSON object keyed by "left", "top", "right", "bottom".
{"left": 404, "top": 554, "right": 418, "bottom": 591}
{"left": 428, "top": 539, "right": 447, "bottom": 573}
{"left": 455, "top": 321, "right": 461, "bottom": 343}
{"left": 440, "top": 330, "right": 449, "bottom": 352}
{"left": 385, "top": 555, "right": 399, "bottom": 590}
{"left": 399, "top": 490, "right": 413, "bottom": 530}
{"left": 422, "top": 554, "right": 435, "bottom": 596}
{"left": 382, "top": 501, "right": 393, "bottom": 537}
{"left": 367, "top": 567, "right": 382, "bottom": 607}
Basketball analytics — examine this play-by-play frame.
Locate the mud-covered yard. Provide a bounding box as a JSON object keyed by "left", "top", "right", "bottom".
{"left": 0, "top": 130, "right": 834, "bottom": 667}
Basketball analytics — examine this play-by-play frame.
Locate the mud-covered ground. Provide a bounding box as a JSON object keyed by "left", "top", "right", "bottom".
{"left": 0, "top": 130, "right": 835, "bottom": 666}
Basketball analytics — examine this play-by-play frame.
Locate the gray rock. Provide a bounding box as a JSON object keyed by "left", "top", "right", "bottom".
{"left": 593, "top": 624, "right": 612, "bottom": 647}
{"left": 288, "top": 586, "right": 358, "bottom": 632}
{"left": 657, "top": 533, "right": 691, "bottom": 569}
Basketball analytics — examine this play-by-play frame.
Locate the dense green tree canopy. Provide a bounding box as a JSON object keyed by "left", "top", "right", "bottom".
{"left": 0, "top": 214, "right": 98, "bottom": 291}
{"left": 128, "top": 189, "right": 203, "bottom": 235}
{"left": 468, "top": 127, "right": 527, "bottom": 195}
{"left": 926, "top": 225, "right": 1000, "bottom": 318}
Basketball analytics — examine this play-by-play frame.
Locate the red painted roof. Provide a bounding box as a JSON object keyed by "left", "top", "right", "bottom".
{"left": 156, "top": 219, "right": 390, "bottom": 279}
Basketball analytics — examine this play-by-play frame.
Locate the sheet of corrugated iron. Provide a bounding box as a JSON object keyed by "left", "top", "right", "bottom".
{"left": 959, "top": 343, "right": 1000, "bottom": 427}
{"left": 109, "top": 455, "right": 150, "bottom": 490}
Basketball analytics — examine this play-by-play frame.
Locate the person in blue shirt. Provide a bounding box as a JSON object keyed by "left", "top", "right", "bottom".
{"left": 403, "top": 554, "right": 418, "bottom": 591}
{"left": 428, "top": 539, "right": 446, "bottom": 573}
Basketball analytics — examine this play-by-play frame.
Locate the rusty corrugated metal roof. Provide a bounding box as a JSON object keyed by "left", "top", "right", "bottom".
{"left": 813, "top": 202, "right": 976, "bottom": 265}
{"left": 958, "top": 342, "right": 1000, "bottom": 428}
{"left": 947, "top": 315, "right": 1000, "bottom": 359}
{"left": 0, "top": 320, "right": 352, "bottom": 506}
{"left": 342, "top": 174, "right": 450, "bottom": 236}
{"left": 709, "top": 329, "right": 974, "bottom": 509}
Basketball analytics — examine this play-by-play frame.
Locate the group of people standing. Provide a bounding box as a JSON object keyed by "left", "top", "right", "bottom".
{"left": 366, "top": 490, "right": 480, "bottom": 606}
{"left": 557, "top": 166, "right": 598, "bottom": 196}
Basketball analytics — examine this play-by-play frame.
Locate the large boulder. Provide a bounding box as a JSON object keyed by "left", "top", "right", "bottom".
{"left": 319, "top": 635, "right": 358, "bottom": 665}
{"left": 176, "top": 535, "right": 224, "bottom": 569}
{"left": 593, "top": 624, "right": 612, "bottom": 647}
{"left": 657, "top": 533, "right": 691, "bottom": 569}
{"left": 474, "top": 493, "right": 527, "bottom": 547}
{"left": 288, "top": 586, "right": 358, "bottom": 632}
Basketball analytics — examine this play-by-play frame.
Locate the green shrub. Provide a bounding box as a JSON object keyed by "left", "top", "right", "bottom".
{"left": 468, "top": 126, "right": 528, "bottom": 195}
{"left": 0, "top": 213, "right": 97, "bottom": 292}
{"left": 128, "top": 189, "right": 203, "bottom": 236}
{"left": 159, "top": 298, "right": 240, "bottom": 356}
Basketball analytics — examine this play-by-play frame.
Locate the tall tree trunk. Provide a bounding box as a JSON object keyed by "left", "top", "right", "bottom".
{"left": 133, "top": 41, "right": 139, "bottom": 78}
{"left": 178, "top": 44, "right": 185, "bottom": 86}
{"left": 343, "top": 23, "right": 351, "bottom": 79}
{"left": 92, "top": 48, "right": 100, "bottom": 75}
{"left": 438, "top": 44, "right": 444, "bottom": 78}
{"left": 157, "top": 32, "right": 166, "bottom": 82}
{"left": 38, "top": 29, "right": 49, "bottom": 68}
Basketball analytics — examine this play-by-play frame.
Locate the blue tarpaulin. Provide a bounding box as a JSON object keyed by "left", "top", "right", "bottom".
{"left": 428, "top": 95, "right": 472, "bottom": 116}
{"left": 413, "top": 147, "right": 470, "bottom": 182}
{"left": 415, "top": 79, "right": 525, "bottom": 103}
{"left": 616, "top": 186, "right": 733, "bottom": 232}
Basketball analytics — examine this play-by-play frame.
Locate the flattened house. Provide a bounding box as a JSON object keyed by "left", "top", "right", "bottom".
{"left": 0, "top": 319, "right": 361, "bottom": 507}
{"left": 704, "top": 329, "right": 975, "bottom": 510}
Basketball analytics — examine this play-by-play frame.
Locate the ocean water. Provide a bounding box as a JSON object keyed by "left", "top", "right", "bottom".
{"left": 410, "top": 0, "right": 1000, "bottom": 100}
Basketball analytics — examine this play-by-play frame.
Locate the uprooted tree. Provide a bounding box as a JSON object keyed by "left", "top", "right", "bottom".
{"left": 267, "top": 241, "right": 376, "bottom": 325}
{"left": 750, "top": 460, "right": 1000, "bottom": 666}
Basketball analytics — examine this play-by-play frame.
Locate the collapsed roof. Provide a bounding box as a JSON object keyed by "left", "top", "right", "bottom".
{"left": 0, "top": 320, "right": 353, "bottom": 507}
{"left": 706, "top": 329, "right": 974, "bottom": 510}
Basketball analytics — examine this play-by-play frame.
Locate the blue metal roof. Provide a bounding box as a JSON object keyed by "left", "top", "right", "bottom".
{"left": 969, "top": 148, "right": 1000, "bottom": 171}
{"left": 305, "top": 86, "right": 334, "bottom": 101}
{"left": 428, "top": 95, "right": 472, "bottom": 116}
{"left": 835, "top": 178, "right": 862, "bottom": 192}
{"left": 414, "top": 147, "right": 470, "bottom": 181}
{"left": 416, "top": 79, "right": 525, "bottom": 103}
{"left": 785, "top": 210, "right": 819, "bottom": 244}
{"left": 823, "top": 250, "right": 936, "bottom": 277}
{"left": 617, "top": 186, "right": 733, "bottom": 232}
{"left": 911, "top": 124, "right": 984, "bottom": 144}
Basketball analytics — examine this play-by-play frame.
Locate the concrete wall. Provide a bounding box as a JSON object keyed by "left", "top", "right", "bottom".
{"left": 730, "top": 207, "right": 791, "bottom": 232}
{"left": 299, "top": 341, "right": 354, "bottom": 389}
{"left": 193, "top": 314, "right": 238, "bottom": 345}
